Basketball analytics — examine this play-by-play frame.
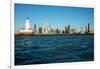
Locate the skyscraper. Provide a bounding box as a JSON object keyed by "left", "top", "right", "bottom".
{"left": 39, "top": 27, "right": 42, "bottom": 34}
{"left": 65, "top": 25, "right": 70, "bottom": 34}
{"left": 68, "top": 25, "right": 70, "bottom": 33}
{"left": 34, "top": 24, "right": 37, "bottom": 33}
{"left": 85, "top": 25, "right": 88, "bottom": 33}
{"left": 55, "top": 28, "right": 60, "bottom": 34}
{"left": 65, "top": 26, "right": 68, "bottom": 33}
{"left": 81, "top": 25, "right": 86, "bottom": 34}
{"left": 88, "top": 23, "right": 90, "bottom": 33}
{"left": 42, "top": 22, "right": 48, "bottom": 34}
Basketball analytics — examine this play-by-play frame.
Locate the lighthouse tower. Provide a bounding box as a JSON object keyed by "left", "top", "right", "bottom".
{"left": 25, "top": 17, "right": 30, "bottom": 30}
{"left": 19, "top": 17, "right": 33, "bottom": 34}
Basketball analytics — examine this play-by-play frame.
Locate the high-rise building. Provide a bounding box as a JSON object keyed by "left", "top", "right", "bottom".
{"left": 68, "top": 25, "right": 70, "bottom": 33}
{"left": 42, "top": 22, "right": 48, "bottom": 34}
{"left": 65, "top": 25, "right": 70, "bottom": 34}
{"left": 51, "top": 28, "right": 55, "bottom": 34}
{"left": 39, "top": 27, "right": 42, "bottom": 34}
{"left": 85, "top": 25, "right": 88, "bottom": 33}
{"left": 80, "top": 25, "right": 86, "bottom": 34}
{"left": 34, "top": 24, "right": 36, "bottom": 33}
{"left": 75, "top": 27, "right": 81, "bottom": 33}
{"left": 62, "top": 30, "right": 65, "bottom": 34}
{"left": 88, "top": 23, "right": 90, "bottom": 32}
{"left": 55, "top": 28, "right": 60, "bottom": 34}
{"left": 65, "top": 26, "right": 68, "bottom": 33}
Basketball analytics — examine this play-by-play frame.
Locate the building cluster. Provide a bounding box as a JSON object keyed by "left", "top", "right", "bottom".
{"left": 17, "top": 17, "right": 94, "bottom": 35}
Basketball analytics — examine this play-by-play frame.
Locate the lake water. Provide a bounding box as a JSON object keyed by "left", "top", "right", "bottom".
{"left": 15, "top": 35, "right": 94, "bottom": 65}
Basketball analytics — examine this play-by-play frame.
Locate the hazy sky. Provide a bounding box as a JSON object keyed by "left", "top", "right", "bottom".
{"left": 15, "top": 3, "right": 94, "bottom": 32}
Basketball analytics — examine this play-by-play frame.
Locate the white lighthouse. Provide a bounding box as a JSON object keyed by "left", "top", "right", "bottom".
{"left": 19, "top": 17, "right": 33, "bottom": 34}
{"left": 25, "top": 17, "right": 30, "bottom": 30}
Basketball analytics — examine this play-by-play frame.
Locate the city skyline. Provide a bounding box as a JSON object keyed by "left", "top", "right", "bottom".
{"left": 16, "top": 17, "right": 93, "bottom": 35}
{"left": 15, "top": 4, "right": 94, "bottom": 33}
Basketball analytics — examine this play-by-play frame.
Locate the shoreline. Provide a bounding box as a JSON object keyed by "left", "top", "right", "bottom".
{"left": 15, "top": 33, "right": 94, "bottom": 36}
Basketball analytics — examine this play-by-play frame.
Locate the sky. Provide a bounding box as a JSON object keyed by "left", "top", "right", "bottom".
{"left": 15, "top": 3, "right": 94, "bottom": 32}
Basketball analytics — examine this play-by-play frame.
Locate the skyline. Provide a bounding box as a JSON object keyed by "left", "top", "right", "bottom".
{"left": 15, "top": 4, "right": 94, "bottom": 32}
{"left": 16, "top": 17, "right": 93, "bottom": 35}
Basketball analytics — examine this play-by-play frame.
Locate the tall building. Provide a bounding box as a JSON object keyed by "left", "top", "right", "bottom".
{"left": 75, "top": 27, "right": 81, "bottom": 33}
{"left": 55, "top": 28, "right": 60, "bottom": 34}
{"left": 80, "top": 25, "right": 86, "bottom": 34}
{"left": 68, "top": 25, "right": 70, "bottom": 33}
{"left": 19, "top": 17, "right": 33, "bottom": 34}
{"left": 65, "top": 25, "right": 70, "bottom": 34}
{"left": 65, "top": 26, "right": 68, "bottom": 33}
{"left": 39, "top": 27, "right": 42, "bottom": 34}
{"left": 62, "top": 30, "right": 65, "bottom": 34}
{"left": 50, "top": 28, "right": 55, "bottom": 34}
{"left": 85, "top": 25, "right": 88, "bottom": 33}
{"left": 34, "top": 24, "right": 37, "bottom": 33}
{"left": 42, "top": 22, "right": 48, "bottom": 34}
{"left": 88, "top": 23, "right": 90, "bottom": 32}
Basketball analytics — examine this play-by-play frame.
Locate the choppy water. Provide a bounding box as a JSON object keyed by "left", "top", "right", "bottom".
{"left": 15, "top": 35, "right": 94, "bottom": 65}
